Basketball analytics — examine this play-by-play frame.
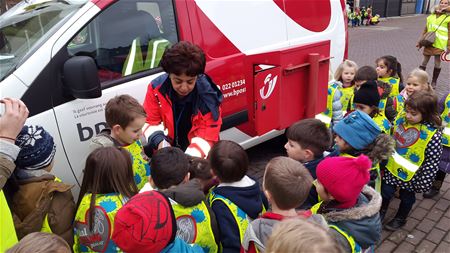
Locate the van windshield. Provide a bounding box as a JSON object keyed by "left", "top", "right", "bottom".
{"left": 0, "top": 0, "right": 88, "bottom": 81}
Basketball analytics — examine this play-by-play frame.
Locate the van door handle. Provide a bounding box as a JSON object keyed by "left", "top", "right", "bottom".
{"left": 283, "top": 56, "right": 332, "bottom": 76}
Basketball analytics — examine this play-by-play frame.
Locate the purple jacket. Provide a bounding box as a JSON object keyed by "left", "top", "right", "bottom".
{"left": 439, "top": 93, "right": 450, "bottom": 173}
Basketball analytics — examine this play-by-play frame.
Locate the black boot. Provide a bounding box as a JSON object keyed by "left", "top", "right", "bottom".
{"left": 384, "top": 217, "right": 407, "bottom": 231}
{"left": 431, "top": 68, "right": 441, "bottom": 88}
{"left": 423, "top": 180, "right": 443, "bottom": 198}
{"left": 419, "top": 65, "right": 426, "bottom": 71}
{"left": 380, "top": 208, "right": 387, "bottom": 221}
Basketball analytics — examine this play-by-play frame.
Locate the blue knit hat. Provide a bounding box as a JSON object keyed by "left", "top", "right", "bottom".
{"left": 15, "top": 125, "right": 56, "bottom": 170}
{"left": 333, "top": 111, "right": 381, "bottom": 150}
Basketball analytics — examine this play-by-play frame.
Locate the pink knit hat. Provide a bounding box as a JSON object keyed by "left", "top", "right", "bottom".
{"left": 316, "top": 155, "right": 371, "bottom": 208}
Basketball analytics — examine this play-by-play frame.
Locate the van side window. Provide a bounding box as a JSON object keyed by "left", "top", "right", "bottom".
{"left": 67, "top": 0, "right": 177, "bottom": 84}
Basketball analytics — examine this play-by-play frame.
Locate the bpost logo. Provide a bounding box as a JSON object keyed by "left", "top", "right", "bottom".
{"left": 441, "top": 51, "right": 450, "bottom": 62}
{"left": 260, "top": 73, "right": 278, "bottom": 100}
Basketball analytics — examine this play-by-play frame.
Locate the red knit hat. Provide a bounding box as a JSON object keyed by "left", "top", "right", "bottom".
{"left": 112, "top": 191, "right": 176, "bottom": 253}
{"left": 316, "top": 155, "right": 371, "bottom": 208}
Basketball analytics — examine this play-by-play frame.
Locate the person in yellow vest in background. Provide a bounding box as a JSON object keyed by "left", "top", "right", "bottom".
{"left": 423, "top": 92, "right": 450, "bottom": 198}
{"left": 312, "top": 155, "right": 382, "bottom": 253}
{"left": 5, "top": 125, "right": 75, "bottom": 247}
{"left": 0, "top": 98, "right": 28, "bottom": 252}
{"left": 376, "top": 55, "right": 404, "bottom": 101}
{"left": 370, "top": 14, "right": 380, "bottom": 25}
{"left": 381, "top": 91, "right": 443, "bottom": 231}
{"left": 144, "top": 147, "right": 219, "bottom": 253}
{"left": 208, "top": 140, "right": 268, "bottom": 253}
{"left": 73, "top": 147, "right": 139, "bottom": 252}
{"left": 90, "top": 95, "right": 150, "bottom": 191}
{"left": 416, "top": 0, "right": 450, "bottom": 88}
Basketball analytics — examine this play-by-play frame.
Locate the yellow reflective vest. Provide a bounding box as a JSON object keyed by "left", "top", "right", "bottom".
{"left": 317, "top": 82, "right": 340, "bottom": 127}
{"left": 0, "top": 190, "right": 18, "bottom": 252}
{"left": 427, "top": 14, "right": 450, "bottom": 51}
{"left": 441, "top": 94, "right": 450, "bottom": 147}
{"left": 310, "top": 202, "right": 362, "bottom": 253}
{"left": 386, "top": 114, "right": 436, "bottom": 182}
{"left": 170, "top": 199, "right": 218, "bottom": 253}
{"left": 122, "top": 37, "right": 171, "bottom": 76}
{"left": 379, "top": 77, "right": 400, "bottom": 99}
{"left": 340, "top": 86, "right": 354, "bottom": 112}
{"left": 372, "top": 113, "right": 391, "bottom": 134}
{"left": 208, "top": 192, "right": 265, "bottom": 246}
{"left": 123, "top": 140, "right": 150, "bottom": 190}
{"left": 74, "top": 193, "right": 127, "bottom": 253}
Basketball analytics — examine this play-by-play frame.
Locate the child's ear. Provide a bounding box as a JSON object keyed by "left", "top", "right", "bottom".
{"left": 264, "top": 189, "right": 272, "bottom": 202}
{"left": 183, "top": 172, "right": 190, "bottom": 183}
{"left": 149, "top": 176, "right": 156, "bottom": 189}
{"left": 304, "top": 149, "right": 315, "bottom": 160}
{"left": 111, "top": 124, "right": 122, "bottom": 135}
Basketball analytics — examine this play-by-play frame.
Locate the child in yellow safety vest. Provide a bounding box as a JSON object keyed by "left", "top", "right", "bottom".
{"left": 207, "top": 140, "right": 268, "bottom": 253}
{"left": 265, "top": 218, "right": 342, "bottom": 253}
{"left": 334, "top": 60, "right": 358, "bottom": 115}
{"left": 284, "top": 119, "right": 336, "bottom": 209}
{"left": 333, "top": 111, "right": 395, "bottom": 192}
{"left": 354, "top": 66, "right": 397, "bottom": 122}
{"left": 6, "top": 125, "right": 75, "bottom": 247}
{"left": 376, "top": 55, "right": 404, "bottom": 101}
{"left": 112, "top": 191, "right": 203, "bottom": 253}
{"left": 423, "top": 92, "right": 450, "bottom": 198}
{"left": 73, "top": 147, "right": 138, "bottom": 252}
{"left": 381, "top": 91, "right": 443, "bottom": 231}
{"left": 241, "top": 157, "right": 326, "bottom": 253}
{"left": 89, "top": 95, "right": 150, "bottom": 191}
{"left": 392, "top": 68, "right": 432, "bottom": 116}
{"left": 312, "top": 155, "right": 382, "bottom": 252}
{"left": 146, "top": 147, "right": 219, "bottom": 253}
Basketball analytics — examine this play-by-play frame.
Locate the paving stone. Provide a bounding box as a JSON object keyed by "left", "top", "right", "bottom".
{"left": 376, "top": 240, "right": 397, "bottom": 253}
{"left": 387, "top": 229, "right": 408, "bottom": 244}
{"left": 444, "top": 231, "right": 450, "bottom": 243}
{"left": 434, "top": 198, "right": 450, "bottom": 211}
{"left": 419, "top": 198, "right": 436, "bottom": 210}
{"left": 425, "top": 228, "right": 446, "bottom": 244}
{"left": 426, "top": 209, "right": 444, "bottom": 222}
{"left": 414, "top": 240, "right": 437, "bottom": 253}
{"left": 403, "top": 217, "right": 420, "bottom": 232}
{"left": 410, "top": 207, "right": 429, "bottom": 220}
{"left": 434, "top": 241, "right": 450, "bottom": 253}
{"left": 435, "top": 216, "right": 450, "bottom": 231}
{"left": 396, "top": 241, "right": 415, "bottom": 253}
{"left": 416, "top": 218, "right": 436, "bottom": 233}
{"left": 406, "top": 230, "right": 427, "bottom": 246}
{"left": 381, "top": 230, "right": 392, "bottom": 242}
{"left": 442, "top": 189, "right": 450, "bottom": 201}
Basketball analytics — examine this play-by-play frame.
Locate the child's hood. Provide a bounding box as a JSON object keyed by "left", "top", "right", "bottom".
{"left": 213, "top": 179, "right": 266, "bottom": 219}
{"left": 322, "top": 185, "right": 382, "bottom": 248}
{"left": 89, "top": 128, "right": 120, "bottom": 149}
{"left": 163, "top": 179, "right": 206, "bottom": 207}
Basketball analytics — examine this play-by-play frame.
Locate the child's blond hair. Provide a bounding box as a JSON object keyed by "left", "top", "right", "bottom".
{"left": 407, "top": 68, "right": 431, "bottom": 91}
{"left": 266, "top": 218, "right": 343, "bottom": 253}
{"left": 6, "top": 232, "right": 71, "bottom": 253}
{"left": 334, "top": 60, "right": 358, "bottom": 82}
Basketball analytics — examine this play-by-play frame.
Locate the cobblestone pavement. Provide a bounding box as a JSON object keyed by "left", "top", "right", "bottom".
{"left": 247, "top": 15, "right": 450, "bottom": 253}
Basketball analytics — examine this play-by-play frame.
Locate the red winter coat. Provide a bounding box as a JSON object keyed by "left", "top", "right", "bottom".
{"left": 143, "top": 73, "right": 223, "bottom": 158}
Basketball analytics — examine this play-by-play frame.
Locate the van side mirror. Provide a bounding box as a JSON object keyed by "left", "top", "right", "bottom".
{"left": 63, "top": 56, "right": 101, "bottom": 99}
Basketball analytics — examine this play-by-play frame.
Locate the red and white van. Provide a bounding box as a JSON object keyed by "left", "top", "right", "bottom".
{"left": 0, "top": 0, "right": 348, "bottom": 189}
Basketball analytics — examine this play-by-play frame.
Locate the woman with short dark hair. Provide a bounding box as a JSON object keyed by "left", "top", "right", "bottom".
{"left": 142, "top": 41, "right": 223, "bottom": 158}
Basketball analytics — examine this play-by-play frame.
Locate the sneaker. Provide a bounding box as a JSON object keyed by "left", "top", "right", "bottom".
{"left": 423, "top": 187, "right": 439, "bottom": 199}
{"left": 384, "top": 218, "right": 406, "bottom": 231}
